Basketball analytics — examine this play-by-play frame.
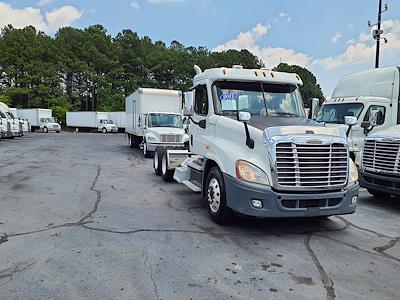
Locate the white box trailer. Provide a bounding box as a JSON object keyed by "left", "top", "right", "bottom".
{"left": 107, "top": 111, "right": 126, "bottom": 130}
{"left": 66, "top": 111, "right": 118, "bottom": 133}
{"left": 17, "top": 108, "right": 60, "bottom": 132}
{"left": 125, "top": 88, "right": 186, "bottom": 157}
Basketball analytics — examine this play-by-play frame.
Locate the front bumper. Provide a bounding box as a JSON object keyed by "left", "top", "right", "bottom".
{"left": 359, "top": 170, "right": 400, "bottom": 196}
{"left": 224, "top": 174, "right": 359, "bottom": 218}
{"left": 1, "top": 131, "right": 12, "bottom": 138}
{"left": 147, "top": 142, "right": 186, "bottom": 152}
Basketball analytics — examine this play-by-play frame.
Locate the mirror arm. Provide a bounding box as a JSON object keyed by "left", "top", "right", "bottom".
{"left": 346, "top": 125, "right": 353, "bottom": 137}
{"left": 188, "top": 116, "right": 199, "bottom": 125}
{"left": 243, "top": 122, "right": 254, "bottom": 149}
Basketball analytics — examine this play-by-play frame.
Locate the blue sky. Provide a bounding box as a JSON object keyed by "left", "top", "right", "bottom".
{"left": 1, "top": 0, "right": 400, "bottom": 96}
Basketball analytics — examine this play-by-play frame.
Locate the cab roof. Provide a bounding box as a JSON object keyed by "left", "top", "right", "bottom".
{"left": 193, "top": 65, "right": 303, "bottom": 86}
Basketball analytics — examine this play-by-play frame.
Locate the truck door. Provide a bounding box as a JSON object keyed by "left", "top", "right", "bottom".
{"left": 363, "top": 104, "right": 389, "bottom": 134}
{"left": 190, "top": 84, "right": 209, "bottom": 156}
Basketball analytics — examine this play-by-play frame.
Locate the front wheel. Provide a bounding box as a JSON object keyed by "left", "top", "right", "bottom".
{"left": 43, "top": 127, "right": 48, "bottom": 133}
{"left": 161, "top": 150, "right": 174, "bottom": 182}
{"left": 204, "top": 167, "right": 233, "bottom": 225}
{"left": 143, "top": 142, "right": 152, "bottom": 158}
{"left": 153, "top": 147, "right": 162, "bottom": 176}
{"left": 102, "top": 128, "right": 107, "bottom": 134}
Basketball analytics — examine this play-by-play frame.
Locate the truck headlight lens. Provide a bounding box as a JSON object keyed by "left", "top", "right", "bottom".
{"left": 147, "top": 136, "right": 157, "bottom": 142}
{"left": 236, "top": 160, "right": 270, "bottom": 186}
{"left": 349, "top": 160, "right": 358, "bottom": 184}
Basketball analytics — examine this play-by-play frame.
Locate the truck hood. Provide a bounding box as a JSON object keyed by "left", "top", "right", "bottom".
{"left": 248, "top": 115, "right": 322, "bottom": 131}
{"left": 368, "top": 125, "right": 400, "bottom": 139}
{"left": 147, "top": 127, "right": 184, "bottom": 135}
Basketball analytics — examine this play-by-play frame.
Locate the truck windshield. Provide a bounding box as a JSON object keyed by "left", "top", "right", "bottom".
{"left": 315, "top": 103, "right": 363, "bottom": 124}
{"left": 101, "top": 120, "right": 113, "bottom": 124}
{"left": 43, "top": 118, "right": 55, "bottom": 123}
{"left": 148, "top": 114, "right": 183, "bottom": 128}
{"left": 212, "top": 81, "right": 305, "bottom": 117}
{"left": 6, "top": 112, "right": 15, "bottom": 119}
{"left": 0, "top": 111, "right": 6, "bottom": 118}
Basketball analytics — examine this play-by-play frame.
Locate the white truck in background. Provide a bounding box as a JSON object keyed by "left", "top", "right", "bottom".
{"left": 0, "top": 110, "right": 12, "bottom": 139}
{"left": 315, "top": 67, "right": 400, "bottom": 161}
{"left": 9, "top": 108, "right": 30, "bottom": 133}
{"left": 66, "top": 111, "right": 118, "bottom": 133}
{"left": 0, "top": 102, "right": 21, "bottom": 137}
{"left": 17, "top": 108, "right": 61, "bottom": 133}
{"left": 107, "top": 112, "right": 126, "bottom": 132}
{"left": 359, "top": 125, "right": 400, "bottom": 198}
{"left": 153, "top": 65, "right": 359, "bottom": 225}
{"left": 125, "top": 88, "right": 188, "bottom": 157}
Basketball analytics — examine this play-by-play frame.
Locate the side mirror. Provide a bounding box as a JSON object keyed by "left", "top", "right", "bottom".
{"left": 183, "top": 91, "right": 194, "bottom": 116}
{"left": 344, "top": 116, "right": 357, "bottom": 126}
{"left": 361, "top": 121, "right": 370, "bottom": 129}
{"left": 369, "top": 109, "right": 378, "bottom": 127}
{"left": 238, "top": 111, "right": 251, "bottom": 123}
{"left": 310, "top": 98, "right": 320, "bottom": 119}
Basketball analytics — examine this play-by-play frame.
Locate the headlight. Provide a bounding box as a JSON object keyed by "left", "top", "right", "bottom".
{"left": 147, "top": 136, "right": 157, "bottom": 142}
{"left": 349, "top": 160, "right": 358, "bottom": 184}
{"left": 235, "top": 160, "right": 270, "bottom": 186}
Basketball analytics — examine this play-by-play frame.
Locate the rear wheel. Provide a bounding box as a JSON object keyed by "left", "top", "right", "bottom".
{"left": 153, "top": 147, "right": 162, "bottom": 176}
{"left": 204, "top": 167, "right": 233, "bottom": 225}
{"left": 161, "top": 150, "right": 174, "bottom": 182}
{"left": 102, "top": 127, "right": 107, "bottom": 134}
{"left": 143, "top": 142, "right": 152, "bottom": 158}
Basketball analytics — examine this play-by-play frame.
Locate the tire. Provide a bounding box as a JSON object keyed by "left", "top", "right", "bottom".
{"left": 161, "top": 149, "right": 174, "bottom": 182}
{"left": 56, "top": 131, "right": 60, "bottom": 133}
{"left": 102, "top": 128, "right": 107, "bottom": 134}
{"left": 143, "top": 142, "right": 153, "bottom": 158}
{"left": 43, "top": 127, "right": 48, "bottom": 133}
{"left": 368, "top": 189, "right": 391, "bottom": 199}
{"left": 204, "top": 167, "right": 234, "bottom": 225}
{"left": 153, "top": 147, "right": 162, "bottom": 176}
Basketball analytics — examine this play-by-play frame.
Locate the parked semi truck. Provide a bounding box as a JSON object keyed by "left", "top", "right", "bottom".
{"left": 18, "top": 109, "right": 61, "bottom": 133}
{"left": 0, "top": 111, "right": 11, "bottom": 138}
{"left": 359, "top": 125, "right": 400, "bottom": 198}
{"left": 9, "top": 108, "right": 30, "bottom": 133}
{"left": 125, "top": 88, "right": 188, "bottom": 157}
{"left": 315, "top": 67, "right": 400, "bottom": 161}
{"left": 0, "top": 102, "right": 21, "bottom": 137}
{"left": 66, "top": 111, "right": 118, "bottom": 133}
{"left": 153, "top": 65, "right": 359, "bottom": 224}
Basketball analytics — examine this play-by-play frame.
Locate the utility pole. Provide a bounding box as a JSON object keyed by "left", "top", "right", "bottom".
{"left": 368, "top": 0, "right": 388, "bottom": 68}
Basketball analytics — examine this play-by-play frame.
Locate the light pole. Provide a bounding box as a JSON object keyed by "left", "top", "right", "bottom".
{"left": 368, "top": 0, "right": 388, "bottom": 68}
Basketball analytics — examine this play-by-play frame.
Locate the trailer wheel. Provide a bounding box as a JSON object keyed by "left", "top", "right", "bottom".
{"left": 204, "top": 167, "right": 233, "bottom": 225}
{"left": 102, "top": 127, "right": 107, "bottom": 134}
{"left": 161, "top": 150, "right": 174, "bottom": 182}
{"left": 43, "top": 127, "right": 48, "bottom": 133}
{"left": 153, "top": 147, "right": 162, "bottom": 176}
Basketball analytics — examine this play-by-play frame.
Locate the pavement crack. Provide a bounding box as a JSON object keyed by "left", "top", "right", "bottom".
{"left": 78, "top": 165, "right": 102, "bottom": 225}
{"left": 334, "top": 216, "right": 391, "bottom": 239}
{"left": 142, "top": 243, "right": 159, "bottom": 300}
{"left": 374, "top": 237, "right": 400, "bottom": 261}
{"left": 304, "top": 234, "right": 336, "bottom": 300}
{"left": 0, "top": 262, "right": 35, "bottom": 287}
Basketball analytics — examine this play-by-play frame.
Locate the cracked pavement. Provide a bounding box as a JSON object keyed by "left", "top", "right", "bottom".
{"left": 0, "top": 133, "right": 399, "bottom": 299}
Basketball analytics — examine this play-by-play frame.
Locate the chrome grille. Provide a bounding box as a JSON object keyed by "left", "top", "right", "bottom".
{"left": 160, "top": 134, "right": 182, "bottom": 143}
{"left": 362, "top": 139, "right": 400, "bottom": 174}
{"left": 276, "top": 142, "right": 348, "bottom": 189}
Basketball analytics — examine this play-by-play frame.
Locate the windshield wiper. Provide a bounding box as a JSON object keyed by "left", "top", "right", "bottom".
{"left": 271, "top": 112, "right": 299, "bottom": 117}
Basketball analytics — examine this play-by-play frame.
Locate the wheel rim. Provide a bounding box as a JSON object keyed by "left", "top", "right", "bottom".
{"left": 162, "top": 154, "right": 167, "bottom": 175}
{"left": 154, "top": 153, "right": 159, "bottom": 169}
{"left": 103, "top": 128, "right": 106, "bottom": 133}
{"left": 143, "top": 143, "right": 147, "bottom": 155}
{"left": 207, "top": 178, "right": 221, "bottom": 213}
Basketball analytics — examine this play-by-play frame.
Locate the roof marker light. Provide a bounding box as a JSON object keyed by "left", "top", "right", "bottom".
{"left": 262, "top": 72, "right": 266, "bottom": 77}
{"left": 223, "top": 69, "right": 227, "bottom": 75}
{"left": 296, "top": 75, "right": 300, "bottom": 80}
{"left": 270, "top": 72, "right": 275, "bottom": 78}
{"left": 254, "top": 71, "right": 258, "bottom": 76}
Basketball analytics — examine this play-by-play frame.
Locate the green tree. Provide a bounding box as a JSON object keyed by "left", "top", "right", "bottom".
{"left": 273, "top": 63, "right": 325, "bottom": 107}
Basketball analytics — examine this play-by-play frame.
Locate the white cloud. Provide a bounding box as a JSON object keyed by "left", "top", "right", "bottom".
{"left": 276, "top": 12, "right": 291, "bottom": 23}
{"left": 314, "top": 19, "right": 400, "bottom": 70}
{"left": 345, "top": 38, "right": 356, "bottom": 45}
{"left": 130, "top": 0, "right": 140, "bottom": 10}
{"left": 0, "top": 2, "right": 83, "bottom": 34}
{"left": 148, "top": 0, "right": 184, "bottom": 3}
{"left": 331, "top": 32, "right": 342, "bottom": 43}
{"left": 213, "top": 22, "right": 311, "bottom": 68}
{"left": 37, "top": 0, "right": 52, "bottom": 6}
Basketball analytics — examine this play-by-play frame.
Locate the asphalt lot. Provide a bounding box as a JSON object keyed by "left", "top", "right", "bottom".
{"left": 0, "top": 132, "right": 399, "bottom": 300}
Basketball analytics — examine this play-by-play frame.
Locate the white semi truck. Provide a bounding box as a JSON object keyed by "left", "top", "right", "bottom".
{"left": 359, "top": 125, "right": 400, "bottom": 198}
{"left": 9, "top": 108, "right": 30, "bottom": 133}
{"left": 316, "top": 67, "right": 400, "bottom": 161}
{"left": 18, "top": 108, "right": 61, "bottom": 133}
{"left": 0, "top": 102, "right": 21, "bottom": 137}
{"left": 66, "top": 111, "right": 118, "bottom": 133}
{"left": 153, "top": 65, "right": 359, "bottom": 224}
{"left": 0, "top": 110, "right": 12, "bottom": 139}
{"left": 125, "top": 88, "right": 188, "bottom": 158}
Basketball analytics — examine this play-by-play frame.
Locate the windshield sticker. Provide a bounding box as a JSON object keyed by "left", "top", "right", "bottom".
{"left": 221, "top": 99, "right": 237, "bottom": 111}
{"left": 219, "top": 92, "right": 238, "bottom": 101}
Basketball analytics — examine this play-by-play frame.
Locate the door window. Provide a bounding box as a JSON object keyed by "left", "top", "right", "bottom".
{"left": 194, "top": 85, "right": 208, "bottom": 116}
{"left": 363, "top": 105, "right": 386, "bottom": 125}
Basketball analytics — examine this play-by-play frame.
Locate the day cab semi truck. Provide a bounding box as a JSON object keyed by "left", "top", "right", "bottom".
{"left": 316, "top": 67, "right": 400, "bottom": 161}
{"left": 125, "top": 88, "right": 188, "bottom": 158}
{"left": 18, "top": 108, "right": 61, "bottom": 133}
{"left": 153, "top": 65, "right": 359, "bottom": 224}
{"left": 0, "top": 102, "right": 22, "bottom": 137}
{"left": 359, "top": 125, "right": 400, "bottom": 198}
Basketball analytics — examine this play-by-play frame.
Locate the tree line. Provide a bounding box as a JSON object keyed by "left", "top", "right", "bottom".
{"left": 0, "top": 25, "right": 324, "bottom": 123}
